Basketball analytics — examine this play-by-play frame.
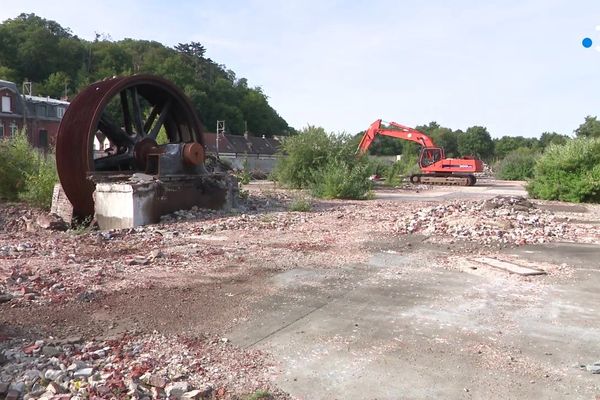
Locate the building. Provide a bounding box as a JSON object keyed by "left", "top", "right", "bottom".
{"left": 0, "top": 79, "right": 69, "bottom": 149}
{"left": 203, "top": 132, "right": 282, "bottom": 172}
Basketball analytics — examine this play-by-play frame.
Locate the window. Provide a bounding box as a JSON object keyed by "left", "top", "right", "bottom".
{"left": 0, "top": 125, "right": 4, "bottom": 137}
{"left": 9, "top": 121, "right": 17, "bottom": 135}
{"left": 1, "top": 96, "right": 10, "bottom": 113}
{"left": 36, "top": 104, "right": 46, "bottom": 117}
{"left": 57, "top": 107, "right": 65, "bottom": 118}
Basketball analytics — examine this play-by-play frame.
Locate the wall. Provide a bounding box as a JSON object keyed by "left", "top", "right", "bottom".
{"left": 218, "top": 153, "right": 279, "bottom": 173}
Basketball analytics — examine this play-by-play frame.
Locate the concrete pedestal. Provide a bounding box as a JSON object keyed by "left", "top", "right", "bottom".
{"left": 93, "top": 174, "right": 238, "bottom": 230}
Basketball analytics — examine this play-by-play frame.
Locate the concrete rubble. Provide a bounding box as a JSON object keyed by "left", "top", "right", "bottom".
{"left": 0, "top": 333, "right": 286, "bottom": 399}
{"left": 395, "top": 195, "right": 598, "bottom": 246}
{"left": 1, "top": 184, "right": 599, "bottom": 399}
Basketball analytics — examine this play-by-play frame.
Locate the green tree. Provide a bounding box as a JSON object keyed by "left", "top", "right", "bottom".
{"left": 36, "top": 71, "right": 70, "bottom": 98}
{"left": 0, "top": 13, "right": 293, "bottom": 136}
{"left": 575, "top": 116, "right": 600, "bottom": 138}
{"left": 458, "top": 126, "right": 495, "bottom": 161}
{"left": 493, "top": 136, "right": 539, "bottom": 159}
{"left": 429, "top": 127, "right": 458, "bottom": 157}
{"left": 539, "top": 131, "right": 569, "bottom": 148}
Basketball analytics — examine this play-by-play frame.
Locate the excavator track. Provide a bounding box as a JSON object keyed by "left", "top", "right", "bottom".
{"left": 409, "top": 174, "right": 476, "bottom": 186}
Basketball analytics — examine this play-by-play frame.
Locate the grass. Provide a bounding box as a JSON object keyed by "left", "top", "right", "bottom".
{"left": 245, "top": 390, "right": 273, "bottom": 400}
{"left": 288, "top": 196, "right": 312, "bottom": 212}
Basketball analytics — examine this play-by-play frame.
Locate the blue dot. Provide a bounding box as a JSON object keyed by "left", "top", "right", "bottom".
{"left": 583, "top": 37, "right": 593, "bottom": 48}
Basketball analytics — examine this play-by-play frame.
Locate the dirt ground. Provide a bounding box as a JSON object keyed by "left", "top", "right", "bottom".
{"left": 1, "top": 179, "right": 599, "bottom": 399}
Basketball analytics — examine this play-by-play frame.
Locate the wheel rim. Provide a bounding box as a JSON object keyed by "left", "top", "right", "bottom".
{"left": 56, "top": 75, "right": 204, "bottom": 217}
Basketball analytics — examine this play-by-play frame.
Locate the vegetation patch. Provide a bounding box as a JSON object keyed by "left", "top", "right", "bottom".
{"left": 0, "top": 131, "right": 58, "bottom": 209}
{"left": 527, "top": 138, "right": 600, "bottom": 203}
{"left": 273, "top": 126, "right": 372, "bottom": 200}
{"left": 494, "top": 147, "right": 539, "bottom": 181}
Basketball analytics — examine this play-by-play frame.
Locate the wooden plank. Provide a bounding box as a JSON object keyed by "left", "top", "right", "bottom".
{"left": 472, "top": 257, "right": 547, "bottom": 276}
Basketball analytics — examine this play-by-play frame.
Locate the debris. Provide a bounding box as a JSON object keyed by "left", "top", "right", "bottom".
{"left": 586, "top": 361, "right": 600, "bottom": 374}
{"left": 396, "top": 196, "right": 576, "bottom": 246}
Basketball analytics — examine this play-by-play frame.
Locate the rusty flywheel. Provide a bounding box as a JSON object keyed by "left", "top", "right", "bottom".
{"left": 56, "top": 75, "right": 205, "bottom": 217}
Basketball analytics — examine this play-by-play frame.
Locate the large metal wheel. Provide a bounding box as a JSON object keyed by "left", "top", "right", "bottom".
{"left": 56, "top": 75, "right": 204, "bottom": 217}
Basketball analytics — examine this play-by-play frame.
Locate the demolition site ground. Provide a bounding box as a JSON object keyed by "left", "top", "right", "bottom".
{"left": 1, "top": 179, "right": 600, "bottom": 399}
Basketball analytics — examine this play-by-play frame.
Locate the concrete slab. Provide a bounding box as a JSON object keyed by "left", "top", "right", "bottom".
{"left": 473, "top": 257, "right": 547, "bottom": 276}
{"left": 229, "top": 242, "right": 600, "bottom": 399}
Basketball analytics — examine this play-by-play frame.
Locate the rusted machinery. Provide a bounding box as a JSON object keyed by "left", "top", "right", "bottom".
{"left": 56, "top": 75, "right": 235, "bottom": 227}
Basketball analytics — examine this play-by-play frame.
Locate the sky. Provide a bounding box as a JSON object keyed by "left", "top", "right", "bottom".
{"left": 2, "top": 0, "right": 600, "bottom": 137}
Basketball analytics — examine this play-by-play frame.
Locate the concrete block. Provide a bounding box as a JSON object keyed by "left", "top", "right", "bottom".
{"left": 93, "top": 182, "right": 157, "bottom": 230}
{"left": 50, "top": 184, "right": 73, "bottom": 224}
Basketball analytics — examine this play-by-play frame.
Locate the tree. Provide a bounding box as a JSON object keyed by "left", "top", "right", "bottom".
{"left": 493, "top": 136, "right": 539, "bottom": 159}
{"left": 458, "top": 126, "right": 495, "bottom": 161}
{"left": 367, "top": 135, "right": 404, "bottom": 156}
{"left": 0, "top": 13, "right": 293, "bottom": 136}
{"left": 539, "top": 132, "right": 569, "bottom": 148}
{"left": 575, "top": 116, "right": 600, "bottom": 138}
{"left": 429, "top": 127, "right": 459, "bottom": 157}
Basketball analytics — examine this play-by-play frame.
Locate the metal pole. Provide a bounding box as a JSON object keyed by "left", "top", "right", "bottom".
{"left": 216, "top": 120, "right": 225, "bottom": 159}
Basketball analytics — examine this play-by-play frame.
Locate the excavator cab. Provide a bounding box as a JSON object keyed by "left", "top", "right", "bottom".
{"left": 419, "top": 147, "right": 444, "bottom": 168}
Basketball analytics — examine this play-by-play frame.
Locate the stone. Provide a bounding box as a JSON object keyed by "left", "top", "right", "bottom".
{"left": 0, "top": 382, "right": 9, "bottom": 394}
{"left": 36, "top": 214, "right": 69, "bottom": 231}
{"left": 165, "top": 381, "right": 190, "bottom": 399}
{"left": 73, "top": 367, "right": 94, "bottom": 378}
{"left": 5, "top": 390, "right": 20, "bottom": 400}
{"left": 0, "top": 293, "right": 13, "bottom": 303}
{"left": 9, "top": 382, "right": 25, "bottom": 393}
{"left": 182, "top": 385, "right": 214, "bottom": 399}
{"left": 148, "top": 374, "right": 168, "bottom": 388}
{"left": 586, "top": 362, "right": 600, "bottom": 374}
{"left": 45, "top": 369, "right": 64, "bottom": 381}
{"left": 42, "top": 346, "right": 61, "bottom": 357}
{"left": 47, "top": 382, "right": 66, "bottom": 394}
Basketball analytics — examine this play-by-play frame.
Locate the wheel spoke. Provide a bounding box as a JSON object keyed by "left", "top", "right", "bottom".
{"left": 144, "top": 105, "right": 160, "bottom": 133}
{"left": 98, "top": 113, "right": 134, "bottom": 147}
{"left": 148, "top": 99, "right": 172, "bottom": 140}
{"left": 120, "top": 91, "right": 133, "bottom": 136}
{"left": 130, "top": 87, "right": 145, "bottom": 138}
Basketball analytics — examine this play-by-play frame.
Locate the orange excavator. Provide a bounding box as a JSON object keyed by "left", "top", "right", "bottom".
{"left": 357, "top": 119, "right": 484, "bottom": 186}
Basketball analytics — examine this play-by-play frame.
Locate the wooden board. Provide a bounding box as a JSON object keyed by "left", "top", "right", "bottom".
{"left": 472, "top": 257, "right": 547, "bottom": 276}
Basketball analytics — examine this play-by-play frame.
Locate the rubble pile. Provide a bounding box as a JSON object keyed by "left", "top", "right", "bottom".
{"left": 396, "top": 196, "right": 572, "bottom": 246}
{"left": 0, "top": 333, "right": 284, "bottom": 399}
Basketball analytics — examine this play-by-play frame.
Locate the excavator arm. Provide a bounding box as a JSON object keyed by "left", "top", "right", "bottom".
{"left": 357, "top": 119, "right": 436, "bottom": 154}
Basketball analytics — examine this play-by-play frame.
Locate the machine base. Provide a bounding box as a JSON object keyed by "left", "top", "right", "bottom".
{"left": 92, "top": 174, "right": 238, "bottom": 230}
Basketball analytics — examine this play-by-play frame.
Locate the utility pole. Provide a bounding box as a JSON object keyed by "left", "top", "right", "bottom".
{"left": 216, "top": 120, "right": 225, "bottom": 158}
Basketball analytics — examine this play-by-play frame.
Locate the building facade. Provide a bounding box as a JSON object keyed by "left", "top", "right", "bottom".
{"left": 0, "top": 79, "right": 69, "bottom": 149}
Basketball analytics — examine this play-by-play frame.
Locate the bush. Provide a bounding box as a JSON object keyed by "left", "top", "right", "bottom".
{"left": 527, "top": 138, "right": 600, "bottom": 203}
{"left": 273, "top": 126, "right": 370, "bottom": 199}
{"left": 21, "top": 154, "right": 59, "bottom": 209}
{"left": 494, "top": 147, "right": 539, "bottom": 181}
{"left": 384, "top": 154, "right": 420, "bottom": 186}
{"left": 0, "top": 131, "right": 58, "bottom": 209}
{"left": 310, "top": 159, "right": 372, "bottom": 200}
{"left": 0, "top": 131, "right": 38, "bottom": 200}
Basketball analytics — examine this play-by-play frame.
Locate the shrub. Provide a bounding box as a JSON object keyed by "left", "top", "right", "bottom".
{"left": 494, "top": 147, "right": 539, "bottom": 181}
{"left": 384, "top": 153, "right": 420, "bottom": 186}
{"left": 288, "top": 196, "right": 312, "bottom": 212}
{"left": 272, "top": 126, "right": 356, "bottom": 189}
{"left": 527, "top": 138, "right": 600, "bottom": 203}
{"left": 0, "top": 131, "right": 58, "bottom": 209}
{"left": 310, "top": 159, "right": 372, "bottom": 200}
{"left": 0, "top": 131, "right": 38, "bottom": 200}
{"left": 21, "top": 154, "right": 59, "bottom": 209}
{"left": 273, "top": 126, "right": 371, "bottom": 199}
